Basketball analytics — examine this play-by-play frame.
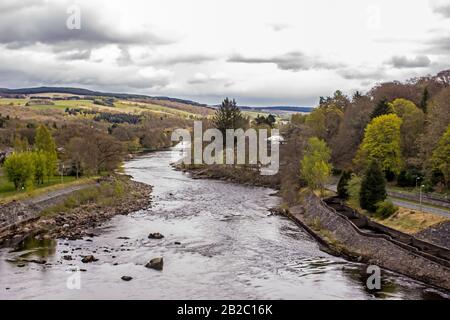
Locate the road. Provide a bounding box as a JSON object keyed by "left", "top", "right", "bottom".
{"left": 325, "top": 184, "right": 450, "bottom": 218}
{"left": 389, "top": 197, "right": 450, "bottom": 218}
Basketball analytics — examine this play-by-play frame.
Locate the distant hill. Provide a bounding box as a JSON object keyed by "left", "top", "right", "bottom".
{"left": 239, "top": 106, "right": 313, "bottom": 113}
{"left": 0, "top": 86, "right": 313, "bottom": 114}
{"left": 0, "top": 86, "right": 208, "bottom": 108}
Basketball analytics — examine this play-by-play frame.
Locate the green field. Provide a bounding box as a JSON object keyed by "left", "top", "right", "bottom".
{"left": 0, "top": 98, "right": 198, "bottom": 118}
{"left": 0, "top": 168, "right": 78, "bottom": 200}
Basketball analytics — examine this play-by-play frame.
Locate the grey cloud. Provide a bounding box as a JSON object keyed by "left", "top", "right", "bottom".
{"left": 268, "top": 23, "right": 291, "bottom": 32}
{"left": 387, "top": 55, "right": 431, "bottom": 68}
{"left": 425, "top": 36, "right": 450, "bottom": 54}
{"left": 0, "top": 2, "right": 174, "bottom": 49}
{"left": 117, "top": 46, "right": 133, "bottom": 66}
{"left": 153, "top": 54, "right": 217, "bottom": 66}
{"left": 337, "top": 68, "right": 386, "bottom": 80}
{"left": 0, "top": 0, "right": 43, "bottom": 13}
{"left": 228, "top": 51, "right": 342, "bottom": 71}
{"left": 431, "top": 2, "right": 450, "bottom": 18}
{"left": 58, "top": 50, "right": 91, "bottom": 61}
{"left": 0, "top": 52, "right": 170, "bottom": 91}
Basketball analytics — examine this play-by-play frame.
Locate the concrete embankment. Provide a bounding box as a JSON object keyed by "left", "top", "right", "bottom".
{"left": 286, "top": 194, "right": 450, "bottom": 291}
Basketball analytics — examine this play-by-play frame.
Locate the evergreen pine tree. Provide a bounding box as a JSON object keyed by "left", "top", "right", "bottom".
{"left": 360, "top": 161, "right": 387, "bottom": 212}
{"left": 419, "top": 87, "right": 429, "bottom": 113}
{"left": 212, "top": 98, "right": 245, "bottom": 135}
{"left": 337, "top": 170, "right": 352, "bottom": 199}
{"left": 370, "top": 98, "right": 391, "bottom": 119}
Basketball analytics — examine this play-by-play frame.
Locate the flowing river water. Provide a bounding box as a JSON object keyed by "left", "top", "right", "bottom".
{"left": 0, "top": 147, "right": 448, "bottom": 299}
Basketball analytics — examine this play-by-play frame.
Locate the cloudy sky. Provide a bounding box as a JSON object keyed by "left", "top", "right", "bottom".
{"left": 0, "top": 0, "right": 449, "bottom": 106}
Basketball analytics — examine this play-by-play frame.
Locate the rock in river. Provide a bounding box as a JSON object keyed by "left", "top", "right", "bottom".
{"left": 121, "top": 276, "right": 133, "bottom": 281}
{"left": 145, "top": 257, "right": 163, "bottom": 270}
{"left": 81, "top": 255, "right": 98, "bottom": 263}
{"left": 148, "top": 232, "right": 164, "bottom": 239}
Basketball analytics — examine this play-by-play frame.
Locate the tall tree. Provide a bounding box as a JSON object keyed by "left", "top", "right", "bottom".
{"left": 389, "top": 98, "right": 425, "bottom": 161}
{"left": 300, "top": 137, "right": 332, "bottom": 194}
{"left": 34, "top": 125, "right": 57, "bottom": 179}
{"left": 331, "top": 94, "right": 373, "bottom": 169}
{"left": 3, "top": 152, "right": 35, "bottom": 190}
{"left": 354, "top": 113, "right": 403, "bottom": 176}
{"left": 370, "top": 98, "right": 392, "bottom": 119}
{"left": 32, "top": 151, "right": 49, "bottom": 185}
{"left": 337, "top": 170, "right": 352, "bottom": 199}
{"left": 360, "top": 161, "right": 387, "bottom": 212}
{"left": 35, "top": 125, "right": 56, "bottom": 154}
{"left": 212, "top": 98, "right": 246, "bottom": 134}
{"left": 419, "top": 87, "right": 450, "bottom": 167}
{"left": 431, "top": 124, "right": 450, "bottom": 187}
{"left": 306, "top": 104, "right": 343, "bottom": 143}
{"left": 419, "top": 87, "right": 429, "bottom": 113}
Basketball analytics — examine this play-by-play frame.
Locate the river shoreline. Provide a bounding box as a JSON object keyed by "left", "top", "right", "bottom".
{"left": 174, "top": 163, "right": 280, "bottom": 189}
{"left": 0, "top": 175, "right": 152, "bottom": 248}
{"left": 177, "top": 164, "right": 450, "bottom": 293}
{"left": 1, "top": 148, "right": 447, "bottom": 299}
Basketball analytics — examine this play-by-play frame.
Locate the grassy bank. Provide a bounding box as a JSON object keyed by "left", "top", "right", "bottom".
{"left": 40, "top": 178, "right": 126, "bottom": 217}
{"left": 0, "top": 175, "right": 152, "bottom": 245}
{"left": 0, "top": 171, "right": 97, "bottom": 204}
{"left": 373, "top": 207, "right": 448, "bottom": 234}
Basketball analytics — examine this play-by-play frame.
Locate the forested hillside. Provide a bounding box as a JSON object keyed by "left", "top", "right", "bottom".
{"left": 282, "top": 69, "right": 450, "bottom": 202}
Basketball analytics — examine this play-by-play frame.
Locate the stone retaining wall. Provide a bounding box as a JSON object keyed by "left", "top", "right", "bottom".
{"left": 290, "top": 194, "right": 450, "bottom": 290}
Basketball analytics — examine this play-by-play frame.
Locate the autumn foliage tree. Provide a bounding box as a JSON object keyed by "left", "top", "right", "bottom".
{"left": 3, "top": 152, "right": 35, "bottom": 190}
{"left": 300, "top": 137, "right": 332, "bottom": 194}
{"left": 431, "top": 124, "right": 450, "bottom": 187}
{"left": 34, "top": 125, "right": 57, "bottom": 180}
{"left": 389, "top": 98, "right": 424, "bottom": 162}
{"left": 354, "top": 114, "right": 403, "bottom": 177}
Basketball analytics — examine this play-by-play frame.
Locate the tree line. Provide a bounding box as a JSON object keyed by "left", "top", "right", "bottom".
{"left": 283, "top": 69, "right": 450, "bottom": 215}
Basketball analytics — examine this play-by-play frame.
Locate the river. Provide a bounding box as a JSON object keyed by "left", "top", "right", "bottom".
{"left": 0, "top": 147, "right": 447, "bottom": 299}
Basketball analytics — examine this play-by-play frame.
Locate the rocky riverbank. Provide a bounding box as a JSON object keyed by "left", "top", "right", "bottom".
{"left": 285, "top": 193, "right": 450, "bottom": 291}
{"left": 174, "top": 163, "right": 280, "bottom": 188}
{"left": 0, "top": 175, "right": 152, "bottom": 248}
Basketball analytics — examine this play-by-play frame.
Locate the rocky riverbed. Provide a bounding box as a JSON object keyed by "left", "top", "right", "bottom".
{"left": 1, "top": 148, "right": 448, "bottom": 299}
{"left": 0, "top": 176, "right": 152, "bottom": 248}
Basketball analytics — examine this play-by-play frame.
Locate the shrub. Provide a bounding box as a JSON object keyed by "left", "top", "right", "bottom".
{"left": 375, "top": 200, "right": 398, "bottom": 219}
{"left": 360, "top": 161, "right": 387, "bottom": 212}
{"left": 3, "top": 152, "right": 35, "bottom": 190}
{"left": 337, "top": 170, "right": 352, "bottom": 199}
{"left": 346, "top": 174, "right": 362, "bottom": 207}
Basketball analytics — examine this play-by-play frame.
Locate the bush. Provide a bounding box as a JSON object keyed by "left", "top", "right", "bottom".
{"left": 3, "top": 152, "right": 35, "bottom": 190}
{"left": 375, "top": 200, "right": 398, "bottom": 219}
{"left": 337, "top": 170, "right": 352, "bottom": 199}
{"left": 360, "top": 161, "right": 387, "bottom": 212}
{"left": 397, "top": 169, "right": 422, "bottom": 187}
{"left": 346, "top": 174, "right": 362, "bottom": 207}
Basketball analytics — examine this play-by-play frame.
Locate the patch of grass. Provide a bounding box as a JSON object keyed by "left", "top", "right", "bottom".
{"left": 373, "top": 207, "right": 449, "bottom": 234}
{"left": 0, "top": 173, "right": 95, "bottom": 204}
{"left": 0, "top": 98, "right": 29, "bottom": 106}
{"left": 40, "top": 178, "right": 127, "bottom": 216}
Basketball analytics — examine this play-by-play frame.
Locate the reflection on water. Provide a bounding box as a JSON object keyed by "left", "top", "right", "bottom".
{"left": 14, "top": 237, "right": 57, "bottom": 259}
{"left": 0, "top": 148, "right": 449, "bottom": 299}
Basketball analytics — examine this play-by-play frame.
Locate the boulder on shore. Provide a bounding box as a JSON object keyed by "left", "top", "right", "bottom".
{"left": 81, "top": 255, "right": 98, "bottom": 263}
{"left": 145, "top": 257, "right": 163, "bottom": 270}
{"left": 148, "top": 232, "right": 164, "bottom": 239}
